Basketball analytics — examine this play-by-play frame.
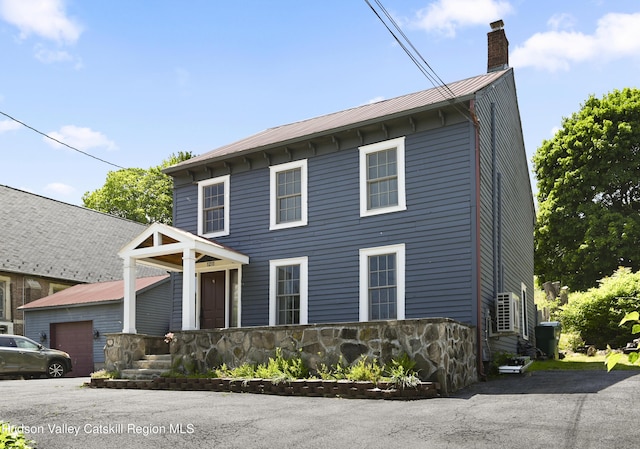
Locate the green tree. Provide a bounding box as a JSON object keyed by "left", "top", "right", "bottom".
{"left": 533, "top": 88, "right": 640, "bottom": 291}
{"left": 82, "top": 151, "right": 193, "bottom": 224}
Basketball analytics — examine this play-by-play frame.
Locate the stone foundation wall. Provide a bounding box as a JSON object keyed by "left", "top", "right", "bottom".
{"left": 170, "top": 318, "right": 476, "bottom": 395}
{"left": 104, "top": 333, "right": 168, "bottom": 372}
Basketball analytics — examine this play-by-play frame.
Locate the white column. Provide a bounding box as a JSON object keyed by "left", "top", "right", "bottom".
{"left": 182, "top": 248, "right": 197, "bottom": 330}
{"left": 122, "top": 258, "right": 137, "bottom": 333}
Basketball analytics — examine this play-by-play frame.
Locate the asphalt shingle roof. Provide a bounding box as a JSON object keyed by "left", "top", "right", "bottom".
{"left": 0, "top": 185, "right": 165, "bottom": 283}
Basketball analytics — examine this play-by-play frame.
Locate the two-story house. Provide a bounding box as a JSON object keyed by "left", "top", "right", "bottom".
{"left": 118, "top": 22, "right": 534, "bottom": 387}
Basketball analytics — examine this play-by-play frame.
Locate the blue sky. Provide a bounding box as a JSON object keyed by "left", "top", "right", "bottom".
{"left": 1, "top": 0, "right": 639, "bottom": 205}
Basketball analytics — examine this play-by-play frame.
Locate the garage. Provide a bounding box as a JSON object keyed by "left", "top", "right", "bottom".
{"left": 20, "top": 275, "right": 171, "bottom": 376}
{"left": 50, "top": 321, "right": 93, "bottom": 377}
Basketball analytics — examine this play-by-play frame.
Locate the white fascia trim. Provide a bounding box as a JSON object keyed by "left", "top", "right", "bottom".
{"left": 358, "top": 244, "right": 406, "bottom": 322}
{"left": 359, "top": 136, "right": 407, "bottom": 217}
{"left": 269, "top": 159, "right": 308, "bottom": 230}
{"left": 269, "top": 256, "right": 309, "bottom": 326}
{"left": 197, "top": 175, "right": 230, "bottom": 238}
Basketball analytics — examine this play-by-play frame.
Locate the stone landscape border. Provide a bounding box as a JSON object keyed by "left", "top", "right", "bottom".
{"left": 88, "top": 377, "right": 440, "bottom": 400}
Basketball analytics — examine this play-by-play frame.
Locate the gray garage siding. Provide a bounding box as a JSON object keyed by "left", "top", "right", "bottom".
{"left": 172, "top": 123, "right": 476, "bottom": 328}
{"left": 24, "top": 302, "right": 120, "bottom": 367}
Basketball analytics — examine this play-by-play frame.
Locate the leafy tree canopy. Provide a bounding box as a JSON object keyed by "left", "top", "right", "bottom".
{"left": 534, "top": 88, "right": 640, "bottom": 291}
{"left": 82, "top": 151, "right": 193, "bottom": 224}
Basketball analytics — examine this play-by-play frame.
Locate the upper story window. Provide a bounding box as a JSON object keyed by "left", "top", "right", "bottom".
{"left": 359, "top": 137, "right": 407, "bottom": 217}
{"left": 198, "top": 175, "right": 230, "bottom": 238}
{"left": 269, "top": 257, "right": 308, "bottom": 325}
{"left": 270, "top": 160, "right": 308, "bottom": 230}
{"left": 359, "top": 244, "right": 405, "bottom": 322}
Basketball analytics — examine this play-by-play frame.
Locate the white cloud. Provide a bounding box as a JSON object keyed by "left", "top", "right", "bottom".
{"left": 44, "top": 182, "right": 75, "bottom": 197}
{"left": 0, "top": 0, "right": 82, "bottom": 44}
{"left": 413, "top": 0, "right": 514, "bottom": 37}
{"left": 34, "top": 43, "right": 83, "bottom": 68}
{"left": 547, "top": 13, "right": 576, "bottom": 31}
{"left": 367, "top": 96, "right": 385, "bottom": 104}
{"left": 45, "top": 125, "right": 117, "bottom": 152}
{"left": 0, "top": 119, "right": 21, "bottom": 133}
{"left": 511, "top": 12, "right": 640, "bottom": 72}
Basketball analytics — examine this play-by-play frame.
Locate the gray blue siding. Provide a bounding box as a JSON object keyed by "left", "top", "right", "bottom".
{"left": 475, "top": 70, "right": 536, "bottom": 354}
{"left": 173, "top": 122, "right": 476, "bottom": 327}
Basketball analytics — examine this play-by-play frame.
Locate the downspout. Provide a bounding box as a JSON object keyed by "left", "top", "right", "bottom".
{"left": 469, "top": 99, "right": 485, "bottom": 380}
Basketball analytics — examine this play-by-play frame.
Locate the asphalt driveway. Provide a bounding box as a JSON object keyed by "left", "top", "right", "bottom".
{"left": 1, "top": 370, "right": 638, "bottom": 449}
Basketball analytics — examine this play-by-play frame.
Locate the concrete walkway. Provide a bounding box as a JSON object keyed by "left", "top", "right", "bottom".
{"left": 1, "top": 370, "right": 638, "bottom": 449}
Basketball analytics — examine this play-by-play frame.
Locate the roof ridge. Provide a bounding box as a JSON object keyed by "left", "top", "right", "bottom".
{"left": 0, "top": 184, "right": 150, "bottom": 226}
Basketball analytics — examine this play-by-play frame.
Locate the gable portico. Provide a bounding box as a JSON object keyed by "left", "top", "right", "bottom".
{"left": 118, "top": 223, "right": 249, "bottom": 333}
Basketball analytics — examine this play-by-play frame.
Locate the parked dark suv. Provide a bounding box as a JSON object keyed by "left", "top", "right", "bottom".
{"left": 0, "top": 335, "right": 72, "bottom": 378}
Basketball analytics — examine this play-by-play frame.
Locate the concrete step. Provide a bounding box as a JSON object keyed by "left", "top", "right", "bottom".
{"left": 142, "top": 354, "right": 171, "bottom": 361}
{"left": 121, "top": 354, "right": 172, "bottom": 380}
{"left": 132, "top": 359, "right": 172, "bottom": 370}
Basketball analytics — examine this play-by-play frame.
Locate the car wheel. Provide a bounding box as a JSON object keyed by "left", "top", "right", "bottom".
{"left": 47, "top": 360, "right": 66, "bottom": 378}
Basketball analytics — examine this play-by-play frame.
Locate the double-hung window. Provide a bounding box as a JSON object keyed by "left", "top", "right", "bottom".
{"left": 359, "top": 244, "right": 405, "bottom": 321}
{"left": 269, "top": 257, "right": 308, "bottom": 325}
{"left": 270, "top": 160, "right": 308, "bottom": 230}
{"left": 0, "top": 276, "right": 10, "bottom": 320}
{"left": 521, "top": 283, "right": 529, "bottom": 339}
{"left": 359, "top": 137, "right": 406, "bottom": 217}
{"left": 198, "top": 175, "right": 230, "bottom": 238}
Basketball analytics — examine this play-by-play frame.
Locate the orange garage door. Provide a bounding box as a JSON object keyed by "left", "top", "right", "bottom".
{"left": 50, "top": 321, "right": 93, "bottom": 377}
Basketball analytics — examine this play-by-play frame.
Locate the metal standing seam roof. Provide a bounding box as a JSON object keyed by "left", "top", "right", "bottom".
{"left": 18, "top": 274, "right": 169, "bottom": 310}
{"left": 165, "top": 69, "right": 509, "bottom": 173}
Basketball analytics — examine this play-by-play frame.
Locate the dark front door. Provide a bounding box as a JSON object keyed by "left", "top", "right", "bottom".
{"left": 201, "top": 271, "right": 225, "bottom": 329}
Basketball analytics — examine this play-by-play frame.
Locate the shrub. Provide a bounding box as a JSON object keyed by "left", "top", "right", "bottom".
{"left": 385, "top": 353, "right": 420, "bottom": 389}
{"left": 90, "top": 369, "right": 119, "bottom": 379}
{"left": 0, "top": 422, "right": 35, "bottom": 449}
{"left": 345, "top": 356, "right": 383, "bottom": 383}
{"left": 559, "top": 267, "right": 640, "bottom": 348}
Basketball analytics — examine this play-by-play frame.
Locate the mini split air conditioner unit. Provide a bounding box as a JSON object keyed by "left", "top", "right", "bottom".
{"left": 496, "top": 292, "right": 520, "bottom": 333}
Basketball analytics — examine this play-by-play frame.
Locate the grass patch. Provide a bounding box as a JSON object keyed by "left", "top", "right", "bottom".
{"left": 529, "top": 353, "right": 640, "bottom": 371}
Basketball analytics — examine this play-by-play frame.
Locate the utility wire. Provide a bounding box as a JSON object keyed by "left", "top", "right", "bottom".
{"left": 364, "top": 0, "right": 472, "bottom": 118}
{"left": 0, "top": 109, "right": 125, "bottom": 169}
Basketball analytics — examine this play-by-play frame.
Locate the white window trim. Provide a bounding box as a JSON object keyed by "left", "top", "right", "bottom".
{"left": 359, "top": 244, "right": 405, "bottom": 322}
{"left": 0, "top": 275, "right": 10, "bottom": 320}
{"left": 359, "top": 137, "right": 407, "bottom": 217}
{"left": 269, "top": 160, "right": 308, "bottom": 230}
{"left": 521, "top": 282, "right": 529, "bottom": 340}
{"left": 269, "top": 256, "right": 308, "bottom": 326}
{"left": 198, "top": 175, "right": 230, "bottom": 238}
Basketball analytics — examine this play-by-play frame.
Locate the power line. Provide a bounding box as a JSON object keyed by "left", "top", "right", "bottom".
{"left": 364, "top": 0, "right": 472, "bottom": 119}
{"left": 0, "top": 109, "right": 125, "bottom": 169}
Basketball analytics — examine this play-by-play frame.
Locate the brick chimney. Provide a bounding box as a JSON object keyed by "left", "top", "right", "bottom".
{"left": 487, "top": 20, "right": 508, "bottom": 72}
